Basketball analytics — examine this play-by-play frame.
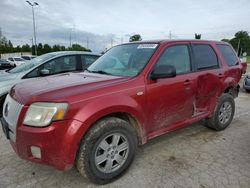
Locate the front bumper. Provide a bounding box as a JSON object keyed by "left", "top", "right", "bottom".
{"left": 1, "top": 117, "right": 84, "bottom": 171}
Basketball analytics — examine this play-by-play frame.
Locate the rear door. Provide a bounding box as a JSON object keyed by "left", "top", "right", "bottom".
{"left": 216, "top": 44, "right": 242, "bottom": 84}
{"left": 146, "top": 43, "right": 196, "bottom": 133}
{"left": 191, "top": 43, "right": 224, "bottom": 113}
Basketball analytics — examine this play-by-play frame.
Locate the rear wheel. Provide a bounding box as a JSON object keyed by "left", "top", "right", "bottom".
{"left": 206, "top": 93, "right": 235, "bottom": 131}
{"left": 76, "top": 117, "right": 137, "bottom": 184}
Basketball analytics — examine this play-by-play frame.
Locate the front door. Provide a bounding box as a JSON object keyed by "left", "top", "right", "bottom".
{"left": 146, "top": 44, "right": 195, "bottom": 134}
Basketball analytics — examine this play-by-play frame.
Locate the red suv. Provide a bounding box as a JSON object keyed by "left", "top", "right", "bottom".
{"left": 1, "top": 40, "right": 246, "bottom": 184}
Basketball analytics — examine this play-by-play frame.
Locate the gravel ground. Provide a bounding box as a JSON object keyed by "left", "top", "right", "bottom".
{"left": 0, "top": 82, "right": 250, "bottom": 188}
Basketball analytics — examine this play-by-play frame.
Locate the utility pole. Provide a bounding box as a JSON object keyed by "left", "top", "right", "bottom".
{"left": 86, "top": 37, "right": 89, "bottom": 49}
{"left": 26, "top": 1, "right": 39, "bottom": 55}
{"left": 69, "top": 28, "right": 72, "bottom": 48}
{"left": 169, "top": 31, "right": 172, "bottom": 39}
{"left": 30, "top": 38, "right": 34, "bottom": 54}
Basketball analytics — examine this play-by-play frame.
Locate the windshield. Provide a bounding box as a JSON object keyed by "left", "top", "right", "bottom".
{"left": 9, "top": 53, "right": 56, "bottom": 73}
{"left": 87, "top": 43, "right": 158, "bottom": 77}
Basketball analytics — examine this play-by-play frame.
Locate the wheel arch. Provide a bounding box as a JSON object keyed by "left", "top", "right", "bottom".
{"left": 223, "top": 85, "right": 239, "bottom": 98}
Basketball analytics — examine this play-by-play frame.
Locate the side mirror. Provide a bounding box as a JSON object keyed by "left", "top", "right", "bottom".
{"left": 150, "top": 65, "right": 176, "bottom": 80}
{"left": 40, "top": 69, "right": 50, "bottom": 76}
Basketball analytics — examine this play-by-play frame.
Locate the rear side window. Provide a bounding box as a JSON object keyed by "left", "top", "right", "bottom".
{"left": 192, "top": 44, "right": 218, "bottom": 70}
{"left": 81, "top": 55, "right": 99, "bottom": 69}
{"left": 216, "top": 45, "right": 238, "bottom": 66}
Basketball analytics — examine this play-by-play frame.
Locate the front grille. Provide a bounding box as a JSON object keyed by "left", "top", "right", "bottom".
{"left": 3, "top": 94, "right": 23, "bottom": 142}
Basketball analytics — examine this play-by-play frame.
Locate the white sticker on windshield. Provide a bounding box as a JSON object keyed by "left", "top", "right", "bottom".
{"left": 137, "top": 44, "right": 158, "bottom": 49}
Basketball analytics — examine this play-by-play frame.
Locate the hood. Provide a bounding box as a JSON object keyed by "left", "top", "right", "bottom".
{"left": 12, "top": 72, "right": 130, "bottom": 104}
{"left": 0, "top": 70, "right": 20, "bottom": 82}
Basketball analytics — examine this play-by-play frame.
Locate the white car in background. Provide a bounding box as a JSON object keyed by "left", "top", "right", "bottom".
{"left": 7, "top": 57, "right": 26, "bottom": 66}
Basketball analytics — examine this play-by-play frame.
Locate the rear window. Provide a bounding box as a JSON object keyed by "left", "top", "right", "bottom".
{"left": 192, "top": 44, "right": 219, "bottom": 70}
{"left": 216, "top": 45, "right": 238, "bottom": 66}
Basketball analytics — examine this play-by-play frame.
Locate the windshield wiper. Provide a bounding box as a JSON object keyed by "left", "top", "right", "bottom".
{"left": 85, "top": 69, "right": 112, "bottom": 75}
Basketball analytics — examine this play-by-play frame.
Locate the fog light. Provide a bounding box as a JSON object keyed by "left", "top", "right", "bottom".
{"left": 31, "top": 146, "right": 41, "bottom": 159}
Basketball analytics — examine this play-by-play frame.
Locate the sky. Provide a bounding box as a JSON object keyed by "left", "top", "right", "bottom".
{"left": 0, "top": 0, "right": 250, "bottom": 52}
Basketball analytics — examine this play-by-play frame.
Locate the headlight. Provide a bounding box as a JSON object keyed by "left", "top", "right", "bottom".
{"left": 23, "top": 102, "right": 68, "bottom": 127}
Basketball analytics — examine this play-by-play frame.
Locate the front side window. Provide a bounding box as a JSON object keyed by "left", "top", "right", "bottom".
{"left": 192, "top": 44, "right": 218, "bottom": 70}
{"left": 9, "top": 53, "right": 56, "bottom": 73}
{"left": 216, "top": 44, "right": 238, "bottom": 66}
{"left": 87, "top": 43, "right": 158, "bottom": 77}
{"left": 25, "top": 55, "right": 77, "bottom": 78}
{"left": 154, "top": 45, "right": 191, "bottom": 74}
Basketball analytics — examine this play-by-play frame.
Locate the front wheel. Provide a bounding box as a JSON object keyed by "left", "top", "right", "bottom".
{"left": 206, "top": 93, "right": 235, "bottom": 131}
{"left": 76, "top": 117, "right": 137, "bottom": 184}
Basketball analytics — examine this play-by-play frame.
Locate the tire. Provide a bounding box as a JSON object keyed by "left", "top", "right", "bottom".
{"left": 245, "top": 89, "right": 250, "bottom": 93}
{"left": 206, "top": 93, "right": 235, "bottom": 131}
{"left": 76, "top": 117, "right": 137, "bottom": 184}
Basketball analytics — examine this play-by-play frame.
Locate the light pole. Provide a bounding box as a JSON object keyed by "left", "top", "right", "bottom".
{"left": 26, "top": 1, "right": 39, "bottom": 55}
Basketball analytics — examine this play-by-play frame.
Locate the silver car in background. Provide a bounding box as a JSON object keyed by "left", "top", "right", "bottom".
{"left": 243, "top": 72, "right": 250, "bottom": 92}
{"left": 0, "top": 51, "right": 100, "bottom": 116}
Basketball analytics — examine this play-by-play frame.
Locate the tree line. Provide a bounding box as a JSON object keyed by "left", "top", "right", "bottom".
{"left": 221, "top": 31, "right": 250, "bottom": 56}
{"left": 1, "top": 31, "right": 249, "bottom": 57}
{"left": 0, "top": 36, "right": 91, "bottom": 56}
{"left": 129, "top": 31, "right": 250, "bottom": 57}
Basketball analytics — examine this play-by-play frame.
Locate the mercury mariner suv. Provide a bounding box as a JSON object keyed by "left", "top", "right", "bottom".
{"left": 1, "top": 40, "right": 246, "bottom": 184}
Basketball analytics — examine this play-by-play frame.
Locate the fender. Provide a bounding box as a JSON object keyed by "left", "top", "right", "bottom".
{"left": 65, "top": 93, "right": 147, "bottom": 156}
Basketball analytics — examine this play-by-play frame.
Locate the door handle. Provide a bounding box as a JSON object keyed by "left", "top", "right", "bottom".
{"left": 218, "top": 73, "right": 224, "bottom": 79}
{"left": 184, "top": 80, "right": 192, "bottom": 86}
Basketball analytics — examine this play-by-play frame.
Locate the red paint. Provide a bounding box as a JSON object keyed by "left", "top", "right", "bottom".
{"left": 8, "top": 40, "right": 245, "bottom": 170}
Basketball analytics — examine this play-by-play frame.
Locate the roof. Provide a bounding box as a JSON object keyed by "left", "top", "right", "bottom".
{"left": 47, "top": 51, "right": 101, "bottom": 57}
{"left": 123, "top": 39, "right": 228, "bottom": 45}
